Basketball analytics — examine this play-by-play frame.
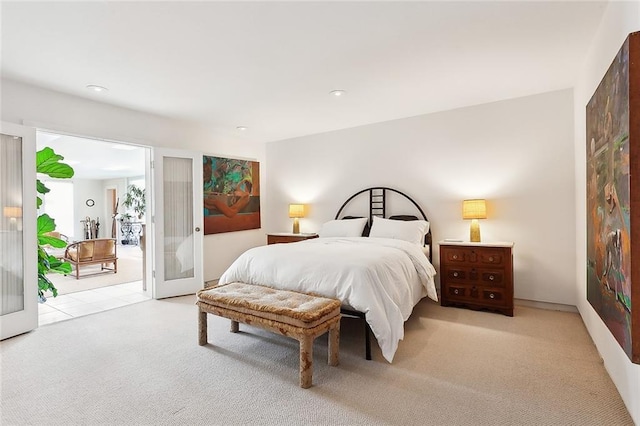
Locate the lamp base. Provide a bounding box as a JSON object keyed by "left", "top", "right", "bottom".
{"left": 292, "top": 218, "right": 300, "bottom": 234}
{"left": 469, "top": 219, "right": 481, "bottom": 242}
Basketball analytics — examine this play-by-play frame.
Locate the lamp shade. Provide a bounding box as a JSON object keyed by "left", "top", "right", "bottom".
{"left": 3, "top": 206, "right": 22, "bottom": 218}
{"left": 288, "top": 204, "right": 305, "bottom": 218}
{"left": 462, "top": 199, "right": 487, "bottom": 220}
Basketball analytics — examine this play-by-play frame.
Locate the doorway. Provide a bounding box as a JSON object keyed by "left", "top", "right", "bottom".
{"left": 36, "top": 131, "right": 151, "bottom": 325}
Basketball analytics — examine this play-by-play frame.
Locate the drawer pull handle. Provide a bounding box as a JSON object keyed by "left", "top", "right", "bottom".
{"left": 489, "top": 293, "right": 495, "bottom": 299}
{"left": 489, "top": 256, "right": 494, "bottom": 262}
{"left": 453, "top": 272, "right": 459, "bottom": 277}
{"left": 454, "top": 289, "right": 459, "bottom": 295}
{"left": 489, "top": 275, "right": 495, "bottom": 281}
{"left": 453, "top": 255, "right": 458, "bottom": 260}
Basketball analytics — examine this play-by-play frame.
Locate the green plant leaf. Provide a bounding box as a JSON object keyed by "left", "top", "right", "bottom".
{"left": 36, "top": 147, "right": 62, "bottom": 166}
{"left": 37, "top": 196, "right": 43, "bottom": 209}
{"left": 36, "top": 147, "right": 74, "bottom": 179}
{"left": 38, "top": 235, "right": 67, "bottom": 248}
{"left": 44, "top": 253, "right": 72, "bottom": 274}
{"left": 49, "top": 261, "right": 72, "bottom": 275}
{"left": 38, "top": 274, "right": 58, "bottom": 298}
{"left": 37, "top": 214, "right": 56, "bottom": 235}
{"left": 36, "top": 179, "right": 50, "bottom": 195}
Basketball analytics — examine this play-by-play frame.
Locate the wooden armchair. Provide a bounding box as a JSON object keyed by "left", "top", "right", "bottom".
{"left": 64, "top": 238, "right": 118, "bottom": 279}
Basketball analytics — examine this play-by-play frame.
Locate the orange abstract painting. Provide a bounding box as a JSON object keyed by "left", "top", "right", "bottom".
{"left": 203, "top": 156, "right": 261, "bottom": 234}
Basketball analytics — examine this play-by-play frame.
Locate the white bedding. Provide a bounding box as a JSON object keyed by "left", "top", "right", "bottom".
{"left": 218, "top": 237, "right": 438, "bottom": 362}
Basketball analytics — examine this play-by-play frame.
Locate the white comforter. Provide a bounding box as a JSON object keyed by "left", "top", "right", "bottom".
{"left": 218, "top": 237, "right": 438, "bottom": 362}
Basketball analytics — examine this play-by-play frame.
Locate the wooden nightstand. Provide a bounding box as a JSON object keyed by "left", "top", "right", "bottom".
{"left": 439, "top": 241, "right": 514, "bottom": 316}
{"left": 267, "top": 233, "right": 318, "bottom": 245}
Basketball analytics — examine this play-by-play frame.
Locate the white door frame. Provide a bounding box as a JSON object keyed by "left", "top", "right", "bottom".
{"left": 30, "top": 125, "right": 154, "bottom": 300}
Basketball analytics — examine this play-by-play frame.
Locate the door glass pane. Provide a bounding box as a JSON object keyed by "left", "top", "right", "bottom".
{"left": 1, "top": 134, "right": 24, "bottom": 315}
{"left": 163, "top": 157, "right": 194, "bottom": 280}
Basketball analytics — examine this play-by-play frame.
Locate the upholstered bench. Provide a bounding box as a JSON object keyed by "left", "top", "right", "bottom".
{"left": 196, "top": 282, "right": 341, "bottom": 388}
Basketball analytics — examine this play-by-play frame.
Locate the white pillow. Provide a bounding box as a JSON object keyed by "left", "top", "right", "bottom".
{"left": 368, "top": 216, "right": 429, "bottom": 245}
{"left": 318, "top": 218, "right": 368, "bottom": 238}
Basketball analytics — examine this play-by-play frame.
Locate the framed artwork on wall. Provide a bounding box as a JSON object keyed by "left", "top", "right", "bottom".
{"left": 586, "top": 31, "right": 639, "bottom": 364}
{"left": 203, "top": 155, "right": 261, "bottom": 235}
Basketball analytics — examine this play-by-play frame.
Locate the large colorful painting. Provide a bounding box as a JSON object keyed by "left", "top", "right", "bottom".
{"left": 586, "top": 32, "right": 639, "bottom": 364}
{"left": 203, "top": 155, "right": 260, "bottom": 234}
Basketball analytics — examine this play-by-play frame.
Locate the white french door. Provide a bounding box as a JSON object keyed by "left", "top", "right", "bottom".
{"left": 151, "top": 148, "right": 203, "bottom": 298}
{"left": 0, "top": 122, "right": 37, "bottom": 340}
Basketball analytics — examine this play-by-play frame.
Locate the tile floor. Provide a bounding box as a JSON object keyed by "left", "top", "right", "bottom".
{"left": 38, "top": 281, "right": 151, "bottom": 326}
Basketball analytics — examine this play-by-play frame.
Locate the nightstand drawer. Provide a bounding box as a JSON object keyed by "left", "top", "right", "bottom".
{"left": 442, "top": 246, "right": 508, "bottom": 266}
{"left": 477, "top": 249, "right": 507, "bottom": 266}
{"left": 269, "top": 235, "right": 301, "bottom": 244}
{"left": 441, "top": 247, "right": 474, "bottom": 263}
{"left": 481, "top": 288, "right": 506, "bottom": 305}
{"left": 443, "top": 267, "right": 504, "bottom": 287}
{"left": 480, "top": 270, "right": 504, "bottom": 286}
{"left": 267, "top": 233, "right": 318, "bottom": 245}
{"left": 445, "top": 284, "right": 479, "bottom": 301}
{"left": 444, "top": 267, "right": 470, "bottom": 281}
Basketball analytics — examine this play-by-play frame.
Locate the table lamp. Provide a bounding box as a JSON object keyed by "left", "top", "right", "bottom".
{"left": 289, "top": 204, "right": 305, "bottom": 234}
{"left": 3, "top": 206, "right": 23, "bottom": 231}
{"left": 462, "top": 199, "right": 486, "bottom": 242}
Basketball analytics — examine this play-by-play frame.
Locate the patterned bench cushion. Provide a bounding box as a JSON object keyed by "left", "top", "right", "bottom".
{"left": 197, "top": 282, "right": 340, "bottom": 329}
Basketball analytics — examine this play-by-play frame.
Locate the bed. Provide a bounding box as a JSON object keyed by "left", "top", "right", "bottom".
{"left": 218, "top": 187, "right": 438, "bottom": 362}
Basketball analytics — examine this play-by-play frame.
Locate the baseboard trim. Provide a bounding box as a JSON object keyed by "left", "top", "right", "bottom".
{"left": 515, "top": 298, "right": 578, "bottom": 313}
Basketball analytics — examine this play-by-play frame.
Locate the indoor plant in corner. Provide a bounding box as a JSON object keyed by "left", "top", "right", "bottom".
{"left": 36, "top": 147, "right": 74, "bottom": 303}
{"left": 122, "top": 184, "right": 145, "bottom": 220}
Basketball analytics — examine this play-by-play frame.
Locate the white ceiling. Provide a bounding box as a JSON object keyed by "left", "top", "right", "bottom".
{"left": 2, "top": 1, "right": 607, "bottom": 144}
{"left": 37, "top": 132, "right": 146, "bottom": 180}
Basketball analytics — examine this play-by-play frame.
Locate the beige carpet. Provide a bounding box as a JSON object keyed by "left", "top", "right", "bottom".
{"left": 0, "top": 298, "right": 633, "bottom": 425}
{"left": 48, "top": 245, "right": 143, "bottom": 295}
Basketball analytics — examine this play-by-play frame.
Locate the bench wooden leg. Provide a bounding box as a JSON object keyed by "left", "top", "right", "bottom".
{"left": 299, "top": 336, "right": 313, "bottom": 389}
{"left": 328, "top": 322, "right": 340, "bottom": 366}
{"left": 230, "top": 320, "right": 239, "bottom": 333}
{"left": 198, "top": 309, "right": 208, "bottom": 346}
{"left": 365, "top": 321, "right": 372, "bottom": 360}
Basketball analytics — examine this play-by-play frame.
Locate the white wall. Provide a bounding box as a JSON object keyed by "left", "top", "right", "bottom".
{"left": 72, "top": 179, "right": 104, "bottom": 240}
{"left": 266, "top": 89, "right": 576, "bottom": 305}
{"left": 1, "top": 78, "right": 266, "bottom": 282}
{"left": 573, "top": 2, "right": 640, "bottom": 423}
{"left": 39, "top": 179, "right": 74, "bottom": 238}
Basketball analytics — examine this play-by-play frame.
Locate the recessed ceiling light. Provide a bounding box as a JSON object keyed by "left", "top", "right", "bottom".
{"left": 86, "top": 84, "right": 109, "bottom": 93}
{"left": 236, "top": 126, "right": 248, "bottom": 131}
{"left": 329, "top": 90, "right": 347, "bottom": 97}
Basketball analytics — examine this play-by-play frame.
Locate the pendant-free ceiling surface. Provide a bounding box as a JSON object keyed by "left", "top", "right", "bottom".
{"left": 2, "top": 1, "right": 607, "bottom": 143}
